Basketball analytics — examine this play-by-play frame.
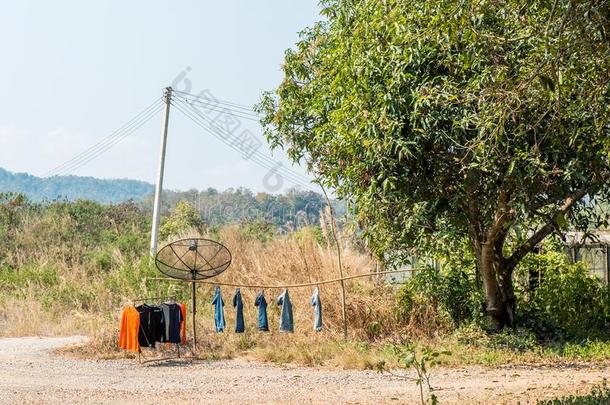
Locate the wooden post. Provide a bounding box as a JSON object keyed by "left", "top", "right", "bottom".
{"left": 319, "top": 183, "right": 348, "bottom": 340}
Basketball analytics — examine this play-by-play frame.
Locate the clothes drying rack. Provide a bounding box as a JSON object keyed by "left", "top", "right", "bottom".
{"left": 129, "top": 294, "right": 192, "bottom": 365}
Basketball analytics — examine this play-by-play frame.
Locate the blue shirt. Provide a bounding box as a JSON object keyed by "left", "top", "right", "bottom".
{"left": 211, "top": 286, "right": 225, "bottom": 333}
{"left": 233, "top": 288, "right": 245, "bottom": 333}
{"left": 254, "top": 291, "right": 269, "bottom": 331}
{"left": 276, "top": 289, "right": 294, "bottom": 333}
{"left": 310, "top": 288, "right": 322, "bottom": 332}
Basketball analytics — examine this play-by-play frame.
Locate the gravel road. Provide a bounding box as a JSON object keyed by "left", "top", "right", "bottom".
{"left": 0, "top": 336, "right": 608, "bottom": 404}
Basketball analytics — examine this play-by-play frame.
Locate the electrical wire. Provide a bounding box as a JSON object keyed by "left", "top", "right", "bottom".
{"left": 45, "top": 98, "right": 162, "bottom": 177}
{"left": 172, "top": 93, "right": 316, "bottom": 190}
{"left": 56, "top": 105, "right": 162, "bottom": 177}
{"left": 173, "top": 89, "right": 256, "bottom": 111}
{"left": 172, "top": 100, "right": 313, "bottom": 190}
{"left": 174, "top": 94, "right": 261, "bottom": 122}
{"left": 175, "top": 96, "right": 261, "bottom": 121}
{"left": 49, "top": 104, "right": 163, "bottom": 177}
{"left": 174, "top": 99, "right": 314, "bottom": 190}
{"left": 172, "top": 98, "right": 315, "bottom": 190}
{"left": 46, "top": 99, "right": 163, "bottom": 177}
{"left": 43, "top": 91, "right": 315, "bottom": 192}
{"left": 175, "top": 92, "right": 261, "bottom": 115}
{"left": 172, "top": 97, "right": 280, "bottom": 168}
{"left": 173, "top": 104, "right": 314, "bottom": 191}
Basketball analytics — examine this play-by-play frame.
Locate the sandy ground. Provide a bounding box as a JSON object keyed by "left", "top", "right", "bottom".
{"left": 0, "top": 337, "right": 608, "bottom": 404}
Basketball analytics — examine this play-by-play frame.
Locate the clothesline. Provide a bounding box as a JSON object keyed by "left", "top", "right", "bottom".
{"left": 131, "top": 295, "right": 176, "bottom": 303}
{"left": 145, "top": 268, "right": 421, "bottom": 289}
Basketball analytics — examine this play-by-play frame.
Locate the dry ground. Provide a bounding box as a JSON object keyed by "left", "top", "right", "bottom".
{"left": 0, "top": 336, "right": 608, "bottom": 405}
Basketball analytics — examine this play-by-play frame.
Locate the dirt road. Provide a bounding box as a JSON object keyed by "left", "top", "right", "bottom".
{"left": 0, "top": 336, "right": 608, "bottom": 404}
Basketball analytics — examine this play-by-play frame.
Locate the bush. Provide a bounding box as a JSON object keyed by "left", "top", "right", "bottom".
{"left": 517, "top": 249, "right": 610, "bottom": 340}
{"left": 396, "top": 265, "right": 484, "bottom": 329}
{"left": 240, "top": 220, "right": 275, "bottom": 242}
{"left": 159, "top": 200, "right": 205, "bottom": 241}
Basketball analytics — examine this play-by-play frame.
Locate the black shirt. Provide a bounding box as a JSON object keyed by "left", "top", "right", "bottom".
{"left": 136, "top": 304, "right": 164, "bottom": 347}
{"left": 160, "top": 303, "right": 182, "bottom": 344}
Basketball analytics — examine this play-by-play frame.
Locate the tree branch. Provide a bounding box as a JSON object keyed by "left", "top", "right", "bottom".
{"left": 506, "top": 182, "right": 600, "bottom": 269}
{"left": 486, "top": 188, "right": 514, "bottom": 244}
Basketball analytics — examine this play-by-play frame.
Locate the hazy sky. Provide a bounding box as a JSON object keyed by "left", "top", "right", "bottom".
{"left": 0, "top": 1, "right": 322, "bottom": 193}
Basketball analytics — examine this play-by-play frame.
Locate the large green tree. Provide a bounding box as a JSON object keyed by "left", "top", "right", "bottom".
{"left": 260, "top": 0, "right": 610, "bottom": 328}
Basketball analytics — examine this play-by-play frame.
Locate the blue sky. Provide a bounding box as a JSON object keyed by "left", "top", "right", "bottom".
{"left": 0, "top": 1, "right": 321, "bottom": 192}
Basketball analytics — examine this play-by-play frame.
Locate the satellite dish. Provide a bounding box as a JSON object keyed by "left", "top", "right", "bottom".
{"left": 154, "top": 238, "right": 231, "bottom": 348}
{"left": 155, "top": 238, "right": 232, "bottom": 281}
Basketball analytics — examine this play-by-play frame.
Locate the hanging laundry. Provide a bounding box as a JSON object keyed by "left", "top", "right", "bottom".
{"left": 310, "top": 287, "right": 323, "bottom": 332}
{"left": 178, "top": 302, "right": 187, "bottom": 345}
{"left": 118, "top": 306, "right": 140, "bottom": 352}
{"left": 136, "top": 304, "right": 164, "bottom": 347}
{"left": 233, "top": 288, "right": 245, "bottom": 333}
{"left": 211, "top": 286, "right": 225, "bottom": 332}
{"left": 254, "top": 290, "right": 269, "bottom": 331}
{"left": 160, "top": 302, "right": 183, "bottom": 344}
{"left": 276, "top": 289, "right": 294, "bottom": 333}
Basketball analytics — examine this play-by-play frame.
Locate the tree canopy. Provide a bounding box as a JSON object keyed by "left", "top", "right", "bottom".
{"left": 260, "top": 0, "right": 610, "bottom": 327}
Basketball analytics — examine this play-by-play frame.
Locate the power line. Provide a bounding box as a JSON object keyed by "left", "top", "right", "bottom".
{"left": 172, "top": 98, "right": 315, "bottom": 190}
{"left": 172, "top": 100, "right": 312, "bottom": 190}
{"left": 176, "top": 92, "right": 260, "bottom": 114}
{"left": 43, "top": 90, "right": 315, "bottom": 193}
{"left": 174, "top": 94, "right": 261, "bottom": 122}
{"left": 175, "top": 101, "right": 314, "bottom": 190}
{"left": 172, "top": 94, "right": 315, "bottom": 190}
{"left": 173, "top": 89, "right": 256, "bottom": 111}
{"left": 49, "top": 104, "right": 163, "bottom": 177}
{"left": 172, "top": 97, "right": 313, "bottom": 189}
{"left": 45, "top": 98, "right": 162, "bottom": 177}
{"left": 45, "top": 98, "right": 163, "bottom": 177}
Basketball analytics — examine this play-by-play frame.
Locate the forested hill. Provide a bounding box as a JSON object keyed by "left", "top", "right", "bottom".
{"left": 0, "top": 167, "right": 154, "bottom": 203}
{"left": 140, "top": 187, "right": 345, "bottom": 228}
{"left": 0, "top": 167, "right": 343, "bottom": 227}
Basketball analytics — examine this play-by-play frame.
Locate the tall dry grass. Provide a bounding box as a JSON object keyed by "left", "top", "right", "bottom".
{"left": 13, "top": 198, "right": 610, "bottom": 369}
{"left": 0, "top": 199, "right": 414, "bottom": 368}
{"left": 112, "top": 225, "right": 408, "bottom": 367}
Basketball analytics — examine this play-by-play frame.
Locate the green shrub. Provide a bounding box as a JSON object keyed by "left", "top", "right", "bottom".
{"left": 396, "top": 265, "right": 483, "bottom": 327}
{"left": 488, "top": 328, "right": 538, "bottom": 352}
{"left": 116, "top": 234, "right": 146, "bottom": 258}
{"left": 85, "top": 249, "right": 114, "bottom": 272}
{"left": 546, "top": 340, "right": 610, "bottom": 361}
{"left": 517, "top": 252, "right": 610, "bottom": 340}
{"left": 240, "top": 220, "right": 275, "bottom": 242}
{"left": 159, "top": 200, "right": 204, "bottom": 241}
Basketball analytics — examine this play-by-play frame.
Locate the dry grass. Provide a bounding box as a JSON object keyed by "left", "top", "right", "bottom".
{"left": 119, "top": 225, "right": 404, "bottom": 368}
{"left": 2, "top": 222, "right": 413, "bottom": 368}
{"left": 190, "top": 226, "right": 396, "bottom": 339}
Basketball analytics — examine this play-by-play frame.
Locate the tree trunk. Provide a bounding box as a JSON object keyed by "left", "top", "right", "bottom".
{"left": 479, "top": 242, "right": 516, "bottom": 330}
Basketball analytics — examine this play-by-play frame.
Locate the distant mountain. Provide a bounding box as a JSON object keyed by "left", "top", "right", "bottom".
{"left": 0, "top": 167, "right": 154, "bottom": 204}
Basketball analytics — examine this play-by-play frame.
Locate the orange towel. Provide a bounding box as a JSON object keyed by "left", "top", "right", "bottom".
{"left": 118, "top": 306, "right": 140, "bottom": 352}
{"left": 179, "top": 302, "right": 187, "bottom": 344}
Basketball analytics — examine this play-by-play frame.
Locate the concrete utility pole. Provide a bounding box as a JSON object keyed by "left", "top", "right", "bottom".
{"left": 150, "top": 87, "right": 173, "bottom": 257}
